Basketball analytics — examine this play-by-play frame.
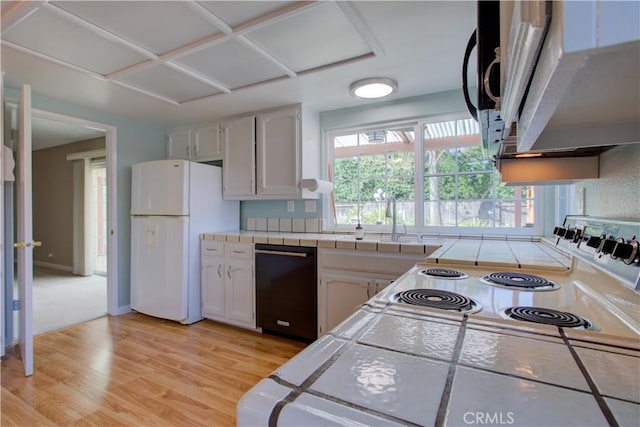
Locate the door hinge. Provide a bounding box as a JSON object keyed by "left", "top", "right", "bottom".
{"left": 13, "top": 300, "right": 20, "bottom": 311}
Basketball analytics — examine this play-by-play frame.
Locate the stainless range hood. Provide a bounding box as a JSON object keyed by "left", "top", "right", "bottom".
{"left": 491, "top": 0, "right": 639, "bottom": 184}
{"left": 493, "top": 125, "right": 607, "bottom": 185}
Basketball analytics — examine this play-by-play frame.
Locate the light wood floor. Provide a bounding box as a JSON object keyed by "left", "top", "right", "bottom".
{"left": 1, "top": 313, "right": 306, "bottom": 426}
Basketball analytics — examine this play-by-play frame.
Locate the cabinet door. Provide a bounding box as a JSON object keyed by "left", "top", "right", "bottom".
{"left": 222, "top": 116, "right": 255, "bottom": 198}
{"left": 256, "top": 107, "right": 300, "bottom": 197}
{"left": 201, "top": 256, "right": 225, "bottom": 318}
{"left": 320, "top": 273, "right": 371, "bottom": 332}
{"left": 167, "top": 129, "right": 191, "bottom": 160}
{"left": 225, "top": 261, "right": 254, "bottom": 327}
{"left": 373, "top": 278, "right": 394, "bottom": 295}
{"left": 193, "top": 125, "right": 221, "bottom": 161}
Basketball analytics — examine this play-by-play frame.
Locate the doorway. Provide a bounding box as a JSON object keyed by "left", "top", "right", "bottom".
{"left": 2, "top": 103, "right": 118, "bottom": 347}
{"left": 30, "top": 123, "right": 107, "bottom": 334}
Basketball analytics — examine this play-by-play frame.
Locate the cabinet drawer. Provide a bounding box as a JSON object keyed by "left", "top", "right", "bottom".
{"left": 201, "top": 241, "right": 224, "bottom": 257}
{"left": 227, "top": 242, "right": 253, "bottom": 260}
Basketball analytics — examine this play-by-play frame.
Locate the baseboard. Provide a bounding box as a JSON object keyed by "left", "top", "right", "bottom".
{"left": 33, "top": 261, "right": 73, "bottom": 272}
{"left": 112, "top": 305, "right": 132, "bottom": 316}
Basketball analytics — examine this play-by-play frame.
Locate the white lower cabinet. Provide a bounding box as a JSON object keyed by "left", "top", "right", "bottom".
{"left": 317, "top": 249, "right": 424, "bottom": 336}
{"left": 319, "top": 273, "right": 374, "bottom": 334}
{"left": 225, "top": 260, "right": 254, "bottom": 326}
{"left": 201, "top": 240, "right": 255, "bottom": 329}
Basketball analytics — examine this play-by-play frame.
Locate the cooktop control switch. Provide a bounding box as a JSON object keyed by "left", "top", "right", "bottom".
{"left": 600, "top": 238, "right": 617, "bottom": 255}
{"left": 585, "top": 235, "right": 601, "bottom": 249}
{"left": 554, "top": 227, "right": 566, "bottom": 237}
{"left": 612, "top": 238, "right": 639, "bottom": 265}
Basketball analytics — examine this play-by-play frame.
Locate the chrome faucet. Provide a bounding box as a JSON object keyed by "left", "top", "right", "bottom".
{"left": 385, "top": 196, "right": 404, "bottom": 242}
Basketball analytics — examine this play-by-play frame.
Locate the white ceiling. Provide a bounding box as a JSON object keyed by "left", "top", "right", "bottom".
{"left": 1, "top": 1, "right": 477, "bottom": 131}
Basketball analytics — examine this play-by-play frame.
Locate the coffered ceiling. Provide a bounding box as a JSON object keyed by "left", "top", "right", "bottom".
{"left": 1, "top": 1, "right": 477, "bottom": 128}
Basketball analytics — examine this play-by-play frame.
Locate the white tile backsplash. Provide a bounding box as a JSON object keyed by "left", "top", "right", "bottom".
{"left": 279, "top": 218, "right": 292, "bottom": 232}
{"left": 267, "top": 217, "right": 279, "bottom": 232}
{"left": 255, "top": 217, "right": 267, "bottom": 231}
{"left": 292, "top": 218, "right": 305, "bottom": 233}
{"left": 305, "top": 218, "right": 320, "bottom": 233}
{"left": 245, "top": 217, "right": 325, "bottom": 233}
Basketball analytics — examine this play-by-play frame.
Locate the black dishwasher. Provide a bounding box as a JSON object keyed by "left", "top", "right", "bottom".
{"left": 255, "top": 244, "right": 317, "bottom": 342}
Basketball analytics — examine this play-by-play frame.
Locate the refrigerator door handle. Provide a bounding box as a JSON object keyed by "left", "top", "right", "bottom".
{"left": 217, "top": 264, "right": 222, "bottom": 278}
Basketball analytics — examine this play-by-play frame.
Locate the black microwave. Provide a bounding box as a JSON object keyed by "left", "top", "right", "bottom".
{"left": 462, "top": 0, "right": 502, "bottom": 148}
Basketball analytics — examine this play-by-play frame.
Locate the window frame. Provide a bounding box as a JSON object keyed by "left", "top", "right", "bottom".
{"left": 325, "top": 113, "right": 545, "bottom": 236}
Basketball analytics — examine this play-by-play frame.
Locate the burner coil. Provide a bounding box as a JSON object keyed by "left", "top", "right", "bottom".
{"left": 504, "top": 306, "right": 592, "bottom": 329}
{"left": 421, "top": 268, "right": 469, "bottom": 279}
{"left": 393, "top": 289, "right": 478, "bottom": 313}
{"left": 482, "top": 272, "right": 559, "bottom": 290}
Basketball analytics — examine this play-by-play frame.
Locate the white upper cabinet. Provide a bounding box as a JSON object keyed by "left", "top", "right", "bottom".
{"left": 222, "top": 115, "right": 256, "bottom": 198}
{"left": 222, "top": 104, "right": 320, "bottom": 200}
{"left": 256, "top": 106, "right": 301, "bottom": 197}
{"left": 167, "top": 124, "right": 222, "bottom": 162}
{"left": 167, "top": 129, "right": 191, "bottom": 160}
{"left": 193, "top": 125, "right": 222, "bottom": 160}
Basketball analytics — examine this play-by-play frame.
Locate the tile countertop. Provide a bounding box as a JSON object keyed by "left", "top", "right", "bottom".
{"left": 201, "top": 232, "right": 570, "bottom": 268}
{"left": 237, "top": 307, "right": 640, "bottom": 426}
{"left": 201, "top": 231, "right": 444, "bottom": 255}
{"left": 425, "top": 237, "right": 571, "bottom": 270}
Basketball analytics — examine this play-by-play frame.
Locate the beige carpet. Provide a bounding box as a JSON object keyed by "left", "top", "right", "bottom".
{"left": 14, "top": 266, "right": 107, "bottom": 335}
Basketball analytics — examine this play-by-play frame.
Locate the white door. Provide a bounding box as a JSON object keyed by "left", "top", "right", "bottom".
{"left": 0, "top": 72, "right": 4, "bottom": 358}
{"left": 16, "top": 85, "right": 35, "bottom": 376}
{"left": 130, "top": 216, "right": 189, "bottom": 321}
{"left": 131, "top": 160, "right": 190, "bottom": 215}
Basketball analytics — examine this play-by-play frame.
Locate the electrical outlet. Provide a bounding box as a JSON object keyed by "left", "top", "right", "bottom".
{"left": 287, "top": 200, "right": 295, "bottom": 212}
{"left": 305, "top": 200, "right": 316, "bottom": 213}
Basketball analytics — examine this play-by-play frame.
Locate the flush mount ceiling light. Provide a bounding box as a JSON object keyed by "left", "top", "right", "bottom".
{"left": 350, "top": 78, "right": 398, "bottom": 100}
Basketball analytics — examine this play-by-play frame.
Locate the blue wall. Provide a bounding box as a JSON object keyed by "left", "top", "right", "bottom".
{"left": 5, "top": 87, "right": 166, "bottom": 309}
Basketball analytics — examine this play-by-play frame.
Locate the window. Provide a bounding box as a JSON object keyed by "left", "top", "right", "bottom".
{"left": 423, "top": 119, "right": 535, "bottom": 228}
{"left": 332, "top": 125, "right": 415, "bottom": 227}
{"left": 328, "top": 114, "right": 540, "bottom": 234}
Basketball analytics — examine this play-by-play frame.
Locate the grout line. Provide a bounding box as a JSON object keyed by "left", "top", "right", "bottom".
{"left": 559, "top": 328, "right": 620, "bottom": 427}
{"left": 435, "top": 315, "right": 469, "bottom": 427}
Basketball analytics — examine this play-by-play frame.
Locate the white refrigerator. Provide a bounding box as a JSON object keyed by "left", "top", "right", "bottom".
{"left": 130, "top": 160, "right": 239, "bottom": 324}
